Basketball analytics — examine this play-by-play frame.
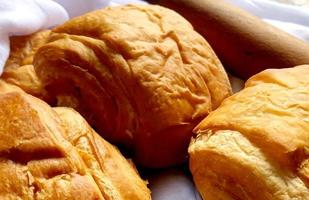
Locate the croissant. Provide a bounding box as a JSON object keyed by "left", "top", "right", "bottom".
{"left": 0, "top": 89, "right": 150, "bottom": 199}
{"left": 1, "top": 30, "right": 51, "bottom": 97}
{"left": 33, "top": 4, "right": 232, "bottom": 168}
{"left": 189, "top": 65, "right": 309, "bottom": 199}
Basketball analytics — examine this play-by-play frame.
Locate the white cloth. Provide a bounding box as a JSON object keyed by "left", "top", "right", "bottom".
{"left": 225, "top": 0, "right": 309, "bottom": 40}
{"left": 52, "top": 0, "right": 110, "bottom": 17}
{"left": 52, "top": 0, "right": 147, "bottom": 17}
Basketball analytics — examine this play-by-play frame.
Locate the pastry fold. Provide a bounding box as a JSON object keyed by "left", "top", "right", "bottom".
{"left": 0, "top": 89, "right": 150, "bottom": 200}
{"left": 189, "top": 65, "right": 309, "bottom": 200}
{"left": 1, "top": 30, "right": 51, "bottom": 97}
{"left": 33, "top": 4, "right": 231, "bottom": 168}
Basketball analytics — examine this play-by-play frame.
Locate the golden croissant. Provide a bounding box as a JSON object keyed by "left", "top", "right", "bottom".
{"left": 0, "top": 87, "right": 150, "bottom": 199}
{"left": 190, "top": 65, "right": 309, "bottom": 200}
{"left": 33, "top": 4, "right": 232, "bottom": 168}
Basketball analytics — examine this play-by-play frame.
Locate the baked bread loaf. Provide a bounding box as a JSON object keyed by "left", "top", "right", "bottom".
{"left": 1, "top": 30, "right": 51, "bottom": 97}
{"left": 189, "top": 65, "right": 309, "bottom": 199}
{"left": 0, "top": 90, "right": 150, "bottom": 199}
{"left": 33, "top": 4, "right": 232, "bottom": 168}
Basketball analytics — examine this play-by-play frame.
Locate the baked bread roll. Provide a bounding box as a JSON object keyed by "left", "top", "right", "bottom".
{"left": 0, "top": 91, "right": 150, "bottom": 199}
{"left": 1, "top": 30, "right": 51, "bottom": 97}
{"left": 189, "top": 65, "right": 309, "bottom": 200}
{"left": 33, "top": 4, "right": 232, "bottom": 168}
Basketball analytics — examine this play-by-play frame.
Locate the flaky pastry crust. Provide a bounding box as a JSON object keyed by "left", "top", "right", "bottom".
{"left": 0, "top": 89, "right": 150, "bottom": 200}
{"left": 190, "top": 65, "right": 309, "bottom": 200}
{"left": 33, "top": 5, "right": 231, "bottom": 168}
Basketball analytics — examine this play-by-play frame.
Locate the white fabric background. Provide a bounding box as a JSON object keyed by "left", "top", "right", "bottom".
{"left": 225, "top": 0, "right": 309, "bottom": 40}
{"left": 0, "top": 1, "right": 308, "bottom": 199}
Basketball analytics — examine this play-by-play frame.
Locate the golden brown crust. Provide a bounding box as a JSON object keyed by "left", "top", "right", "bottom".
{"left": 1, "top": 30, "right": 51, "bottom": 97}
{"left": 1, "top": 65, "right": 43, "bottom": 96}
{"left": 0, "top": 79, "right": 24, "bottom": 94}
{"left": 0, "top": 92, "right": 97, "bottom": 200}
{"left": 4, "top": 30, "right": 51, "bottom": 70}
{"left": 0, "top": 91, "right": 150, "bottom": 199}
{"left": 34, "top": 4, "right": 231, "bottom": 168}
{"left": 54, "top": 107, "right": 151, "bottom": 200}
{"left": 190, "top": 65, "right": 309, "bottom": 200}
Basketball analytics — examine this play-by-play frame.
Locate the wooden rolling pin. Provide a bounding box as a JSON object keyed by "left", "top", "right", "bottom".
{"left": 147, "top": 0, "right": 309, "bottom": 79}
